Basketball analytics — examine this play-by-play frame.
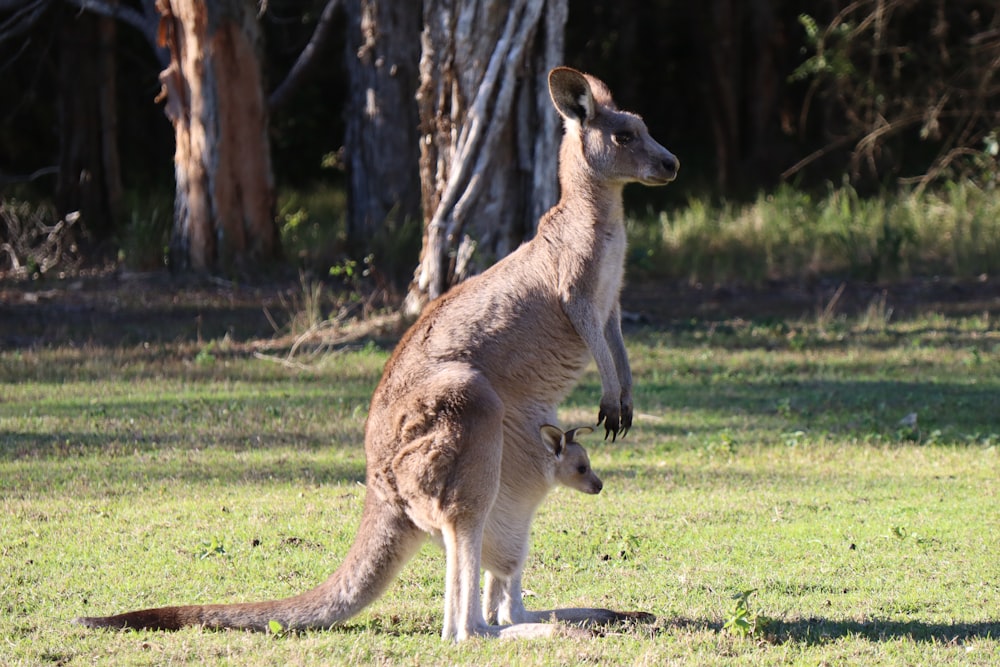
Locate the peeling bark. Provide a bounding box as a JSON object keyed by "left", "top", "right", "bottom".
{"left": 403, "top": 0, "right": 566, "bottom": 316}
{"left": 157, "top": 0, "right": 279, "bottom": 272}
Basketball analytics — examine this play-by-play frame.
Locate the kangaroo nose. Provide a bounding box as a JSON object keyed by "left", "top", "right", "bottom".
{"left": 662, "top": 154, "right": 679, "bottom": 178}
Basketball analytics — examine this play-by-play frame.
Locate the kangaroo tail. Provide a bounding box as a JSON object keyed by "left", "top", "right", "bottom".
{"left": 76, "top": 493, "right": 424, "bottom": 632}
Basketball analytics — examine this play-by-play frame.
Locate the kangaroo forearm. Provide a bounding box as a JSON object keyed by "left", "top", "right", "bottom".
{"left": 563, "top": 300, "right": 621, "bottom": 395}
{"left": 603, "top": 308, "right": 632, "bottom": 394}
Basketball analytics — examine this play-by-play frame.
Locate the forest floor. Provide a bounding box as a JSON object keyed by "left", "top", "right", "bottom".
{"left": 2, "top": 268, "right": 1000, "bottom": 350}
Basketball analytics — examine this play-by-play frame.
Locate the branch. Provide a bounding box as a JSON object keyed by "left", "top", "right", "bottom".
{"left": 0, "top": 0, "right": 46, "bottom": 13}
{"left": 0, "top": 0, "right": 51, "bottom": 43}
{"left": 780, "top": 134, "right": 858, "bottom": 181}
{"left": 267, "top": 0, "right": 343, "bottom": 113}
{"left": 0, "top": 165, "right": 58, "bottom": 185}
{"left": 899, "top": 146, "right": 985, "bottom": 194}
{"left": 62, "top": 0, "right": 166, "bottom": 66}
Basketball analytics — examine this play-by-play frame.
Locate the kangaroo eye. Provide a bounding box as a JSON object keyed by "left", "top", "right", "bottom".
{"left": 577, "top": 465, "right": 588, "bottom": 474}
{"left": 613, "top": 131, "right": 634, "bottom": 146}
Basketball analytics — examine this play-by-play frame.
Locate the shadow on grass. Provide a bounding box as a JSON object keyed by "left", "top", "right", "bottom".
{"left": 663, "top": 615, "right": 1000, "bottom": 644}
{"left": 768, "top": 616, "right": 1000, "bottom": 644}
{"left": 629, "top": 321, "right": 1000, "bottom": 354}
{"left": 0, "top": 273, "right": 295, "bottom": 351}
{"left": 0, "top": 343, "right": 387, "bottom": 386}
{"left": 569, "top": 377, "right": 1000, "bottom": 444}
{"left": 0, "top": 430, "right": 367, "bottom": 495}
{"left": 0, "top": 299, "right": 278, "bottom": 350}
{"left": 3, "top": 375, "right": 997, "bottom": 473}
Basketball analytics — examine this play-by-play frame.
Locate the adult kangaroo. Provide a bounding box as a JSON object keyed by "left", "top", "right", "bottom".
{"left": 77, "top": 67, "right": 678, "bottom": 641}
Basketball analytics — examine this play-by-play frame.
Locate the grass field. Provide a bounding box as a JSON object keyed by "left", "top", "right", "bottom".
{"left": 2, "top": 296, "right": 999, "bottom": 665}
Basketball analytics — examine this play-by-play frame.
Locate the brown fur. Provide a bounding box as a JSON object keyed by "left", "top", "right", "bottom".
{"left": 76, "top": 67, "right": 678, "bottom": 641}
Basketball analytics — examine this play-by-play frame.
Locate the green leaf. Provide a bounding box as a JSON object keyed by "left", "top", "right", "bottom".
{"left": 798, "top": 13, "right": 819, "bottom": 40}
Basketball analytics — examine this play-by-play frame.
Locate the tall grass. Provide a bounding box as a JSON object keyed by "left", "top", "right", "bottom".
{"left": 631, "top": 181, "right": 1000, "bottom": 285}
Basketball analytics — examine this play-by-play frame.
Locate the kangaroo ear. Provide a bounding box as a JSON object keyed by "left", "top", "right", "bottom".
{"left": 549, "top": 67, "right": 595, "bottom": 124}
{"left": 540, "top": 424, "right": 566, "bottom": 458}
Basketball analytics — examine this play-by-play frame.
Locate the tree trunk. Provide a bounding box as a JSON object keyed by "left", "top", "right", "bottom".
{"left": 403, "top": 0, "right": 566, "bottom": 316}
{"left": 702, "top": 0, "right": 740, "bottom": 193}
{"left": 56, "top": 8, "right": 122, "bottom": 240}
{"left": 698, "top": 0, "right": 783, "bottom": 192}
{"left": 157, "top": 0, "right": 280, "bottom": 273}
{"left": 344, "top": 0, "right": 422, "bottom": 287}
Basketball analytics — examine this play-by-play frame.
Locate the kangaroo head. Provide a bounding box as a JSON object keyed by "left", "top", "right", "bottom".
{"left": 540, "top": 424, "right": 603, "bottom": 495}
{"left": 549, "top": 66, "right": 678, "bottom": 188}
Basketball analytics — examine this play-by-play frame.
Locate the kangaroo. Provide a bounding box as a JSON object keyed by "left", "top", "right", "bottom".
{"left": 482, "top": 424, "right": 602, "bottom": 626}
{"left": 76, "top": 66, "right": 678, "bottom": 641}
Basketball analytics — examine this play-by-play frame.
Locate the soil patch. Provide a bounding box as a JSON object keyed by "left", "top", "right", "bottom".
{"left": 2, "top": 270, "right": 998, "bottom": 350}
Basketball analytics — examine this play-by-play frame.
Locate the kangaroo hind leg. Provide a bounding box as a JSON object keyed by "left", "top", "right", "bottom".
{"left": 392, "top": 368, "right": 503, "bottom": 641}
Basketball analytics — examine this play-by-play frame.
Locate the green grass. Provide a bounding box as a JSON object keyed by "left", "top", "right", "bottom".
{"left": 2, "top": 312, "right": 999, "bottom": 665}
{"left": 629, "top": 181, "right": 1000, "bottom": 285}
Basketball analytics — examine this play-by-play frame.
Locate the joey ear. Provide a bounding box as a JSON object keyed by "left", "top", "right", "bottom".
{"left": 548, "top": 67, "right": 594, "bottom": 124}
{"left": 565, "top": 426, "right": 594, "bottom": 442}
{"left": 540, "top": 424, "right": 566, "bottom": 458}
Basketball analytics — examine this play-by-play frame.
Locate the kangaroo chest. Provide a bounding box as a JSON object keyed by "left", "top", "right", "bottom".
{"left": 589, "top": 223, "right": 626, "bottom": 318}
